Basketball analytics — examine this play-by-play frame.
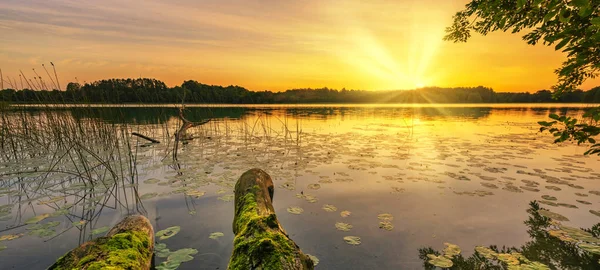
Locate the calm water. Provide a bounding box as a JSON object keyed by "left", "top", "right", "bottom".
{"left": 1, "top": 104, "right": 599, "bottom": 269}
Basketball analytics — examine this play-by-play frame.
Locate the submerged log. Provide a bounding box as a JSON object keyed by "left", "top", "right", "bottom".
{"left": 49, "top": 215, "right": 154, "bottom": 270}
{"left": 229, "top": 168, "right": 314, "bottom": 270}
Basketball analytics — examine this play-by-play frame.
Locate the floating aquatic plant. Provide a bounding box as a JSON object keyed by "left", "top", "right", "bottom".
{"left": 25, "top": 213, "right": 50, "bottom": 224}
{"left": 340, "top": 211, "right": 351, "bottom": 218}
{"left": 156, "top": 226, "right": 181, "bottom": 240}
{"left": 379, "top": 221, "right": 394, "bottom": 231}
{"left": 335, "top": 222, "right": 353, "bottom": 232}
{"left": 322, "top": 204, "right": 337, "bottom": 212}
{"left": 307, "top": 184, "right": 321, "bottom": 190}
{"left": 343, "top": 236, "right": 361, "bottom": 245}
{"left": 287, "top": 207, "right": 304, "bottom": 215}
{"left": 209, "top": 232, "right": 224, "bottom": 240}
{"left": 140, "top": 192, "right": 158, "bottom": 200}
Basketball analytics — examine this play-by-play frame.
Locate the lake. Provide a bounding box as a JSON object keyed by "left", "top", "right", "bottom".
{"left": 1, "top": 104, "right": 599, "bottom": 269}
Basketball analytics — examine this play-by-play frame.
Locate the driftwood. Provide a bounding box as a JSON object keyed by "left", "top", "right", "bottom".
{"left": 229, "top": 168, "right": 314, "bottom": 270}
{"left": 132, "top": 132, "right": 160, "bottom": 144}
{"left": 176, "top": 107, "right": 210, "bottom": 141}
{"left": 49, "top": 215, "right": 154, "bottom": 270}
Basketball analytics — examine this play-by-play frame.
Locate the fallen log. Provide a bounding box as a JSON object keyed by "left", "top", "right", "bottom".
{"left": 132, "top": 132, "right": 160, "bottom": 144}
{"left": 49, "top": 215, "right": 154, "bottom": 270}
{"left": 229, "top": 168, "right": 314, "bottom": 270}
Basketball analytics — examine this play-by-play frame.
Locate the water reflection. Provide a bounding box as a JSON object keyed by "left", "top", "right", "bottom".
{"left": 418, "top": 201, "right": 600, "bottom": 269}
{"left": 1, "top": 105, "right": 599, "bottom": 269}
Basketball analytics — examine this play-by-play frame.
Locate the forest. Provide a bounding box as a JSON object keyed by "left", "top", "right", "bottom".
{"left": 1, "top": 78, "right": 599, "bottom": 104}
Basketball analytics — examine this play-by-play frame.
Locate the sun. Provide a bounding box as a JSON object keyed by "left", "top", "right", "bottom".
{"left": 415, "top": 82, "right": 425, "bottom": 88}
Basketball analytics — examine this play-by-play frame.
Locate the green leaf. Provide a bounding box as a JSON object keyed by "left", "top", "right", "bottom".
{"left": 571, "top": 0, "right": 589, "bottom": 8}
{"left": 590, "top": 138, "right": 597, "bottom": 143}
{"left": 517, "top": 0, "right": 526, "bottom": 9}
{"left": 549, "top": 113, "right": 560, "bottom": 120}
{"left": 555, "top": 38, "right": 570, "bottom": 50}
{"left": 156, "top": 226, "right": 181, "bottom": 240}
{"left": 592, "top": 17, "right": 600, "bottom": 27}
{"left": 578, "top": 7, "right": 592, "bottom": 17}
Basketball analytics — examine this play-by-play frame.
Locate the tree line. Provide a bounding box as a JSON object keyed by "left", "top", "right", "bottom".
{"left": 1, "top": 78, "right": 599, "bottom": 104}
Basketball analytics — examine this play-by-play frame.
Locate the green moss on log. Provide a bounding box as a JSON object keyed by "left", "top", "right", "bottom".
{"left": 228, "top": 169, "right": 314, "bottom": 270}
{"left": 49, "top": 215, "right": 154, "bottom": 270}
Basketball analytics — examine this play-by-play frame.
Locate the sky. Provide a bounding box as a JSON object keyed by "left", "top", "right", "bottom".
{"left": 0, "top": 0, "right": 598, "bottom": 92}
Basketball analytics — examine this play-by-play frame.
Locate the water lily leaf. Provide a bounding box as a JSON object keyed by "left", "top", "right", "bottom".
{"left": 218, "top": 194, "right": 235, "bottom": 202}
{"left": 209, "top": 232, "right": 224, "bottom": 240}
{"left": 379, "top": 221, "right": 394, "bottom": 231}
{"left": 156, "top": 259, "right": 181, "bottom": 270}
{"left": 155, "top": 243, "right": 168, "bottom": 252}
{"left": 538, "top": 209, "right": 569, "bottom": 221}
{"left": 72, "top": 220, "right": 87, "bottom": 226}
{"left": 343, "top": 236, "right": 361, "bottom": 245}
{"left": 541, "top": 195, "right": 557, "bottom": 201}
{"left": 143, "top": 178, "right": 161, "bottom": 184}
{"left": 590, "top": 210, "right": 600, "bottom": 217}
{"left": 0, "top": 246, "right": 6, "bottom": 252}
{"left": 25, "top": 213, "right": 50, "bottom": 224}
{"left": 427, "top": 254, "right": 453, "bottom": 268}
{"left": 156, "top": 226, "right": 181, "bottom": 240}
{"left": 287, "top": 207, "right": 304, "bottom": 215}
{"left": 335, "top": 222, "right": 353, "bottom": 232}
{"left": 140, "top": 192, "right": 158, "bottom": 200}
{"left": 322, "top": 204, "right": 337, "bottom": 212}
{"left": 378, "top": 213, "right": 394, "bottom": 221}
{"left": 167, "top": 248, "right": 198, "bottom": 263}
{"left": 475, "top": 246, "right": 497, "bottom": 260}
{"left": 340, "top": 211, "right": 351, "bottom": 218}
{"left": 156, "top": 248, "right": 172, "bottom": 258}
{"left": 443, "top": 243, "right": 461, "bottom": 258}
{"left": 0, "top": 233, "right": 23, "bottom": 241}
{"left": 186, "top": 190, "right": 206, "bottom": 198}
{"left": 91, "top": 226, "right": 110, "bottom": 236}
{"left": 307, "top": 184, "right": 321, "bottom": 190}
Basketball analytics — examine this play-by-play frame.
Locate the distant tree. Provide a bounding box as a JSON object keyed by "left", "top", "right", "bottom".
{"left": 445, "top": 0, "right": 600, "bottom": 155}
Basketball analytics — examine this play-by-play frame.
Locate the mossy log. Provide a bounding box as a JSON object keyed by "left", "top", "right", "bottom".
{"left": 49, "top": 215, "right": 154, "bottom": 270}
{"left": 229, "top": 168, "right": 314, "bottom": 270}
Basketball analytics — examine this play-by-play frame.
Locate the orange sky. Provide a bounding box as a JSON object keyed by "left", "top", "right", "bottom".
{"left": 0, "top": 0, "right": 598, "bottom": 92}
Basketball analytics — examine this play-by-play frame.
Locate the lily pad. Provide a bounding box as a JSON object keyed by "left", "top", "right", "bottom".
{"left": 343, "top": 236, "right": 361, "bottom": 245}
{"left": 443, "top": 243, "right": 461, "bottom": 257}
{"left": 287, "top": 207, "right": 304, "bottom": 215}
{"left": 0, "top": 233, "right": 23, "bottom": 241}
{"left": 156, "top": 226, "right": 181, "bottom": 240}
{"left": 541, "top": 195, "right": 557, "bottom": 201}
{"left": 322, "top": 204, "right": 337, "bottom": 212}
{"left": 335, "top": 222, "right": 353, "bottom": 232}
{"left": 307, "top": 184, "right": 321, "bottom": 190}
{"left": 209, "top": 232, "right": 224, "bottom": 240}
{"left": 427, "top": 254, "right": 453, "bottom": 268}
{"left": 25, "top": 213, "right": 50, "bottom": 224}
{"left": 538, "top": 209, "right": 569, "bottom": 221}
{"left": 340, "top": 211, "right": 351, "bottom": 218}
{"left": 218, "top": 194, "right": 235, "bottom": 202}
{"left": 475, "top": 246, "right": 497, "bottom": 260}
{"left": 140, "top": 192, "right": 158, "bottom": 200}
{"left": 378, "top": 213, "right": 394, "bottom": 221}
{"left": 143, "top": 178, "right": 161, "bottom": 184}
{"left": 379, "top": 221, "right": 394, "bottom": 231}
